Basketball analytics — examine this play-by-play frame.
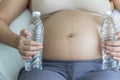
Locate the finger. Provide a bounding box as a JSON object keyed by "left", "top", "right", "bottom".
{"left": 18, "top": 43, "right": 42, "bottom": 56}
{"left": 104, "top": 40, "right": 120, "bottom": 46}
{"left": 22, "top": 56, "right": 31, "bottom": 60}
{"left": 24, "top": 40, "right": 42, "bottom": 46}
{"left": 22, "top": 55, "right": 32, "bottom": 60}
{"left": 106, "top": 50, "right": 120, "bottom": 58}
{"left": 22, "top": 45, "right": 43, "bottom": 51}
{"left": 21, "top": 50, "right": 40, "bottom": 56}
{"left": 115, "top": 32, "right": 120, "bottom": 39}
{"left": 113, "top": 57, "right": 120, "bottom": 61}
{"left": 118, "top": 37, "right": 120, "bottom": 40}
{"left": 19, "top": 36, "right": 27, "bottom": 46}
{"left": 104, "top": 45, "right": 120, "bottom": 52}
{"left": 20, "top": 29, "right": 31, "bottom": 38}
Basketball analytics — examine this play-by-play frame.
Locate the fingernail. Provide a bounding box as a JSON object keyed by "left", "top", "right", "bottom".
{"left": 106, "top": 50, "right": 109, "bottom": 53}
{"left": 41, "top": 46, "right": 43, "bottom": 48}
{"left": 102, "top": 44, "right": 104, "bottom": 46}
{"left": 36, "top": 51, "right": 40, "bottom": 53}
{"left": 113, "top": 57, "right": 117, "bottom": 60}
{"left": 26, "top": 36, "right": 30, "bottom": 39}
{"left": 28, "top": 56, "right": 32, "bottom": 60}
{"left": 38, "top": 46, "right": 43, "bottom": 48}
{"left": 115, "top": 35, "right": 119, "bottom": 39}
{"left": 38, "top": 42, "right": 42, "bottom": 45}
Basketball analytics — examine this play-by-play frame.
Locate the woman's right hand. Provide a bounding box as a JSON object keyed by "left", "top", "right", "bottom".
{"left": 18, "top": 29, "right": 43, "bottom": 60}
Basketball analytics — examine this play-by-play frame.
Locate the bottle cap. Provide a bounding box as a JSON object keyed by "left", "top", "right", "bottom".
{"left": 32, "top": 11, "right": 41, "bottom": 17}
{"left": 104, "top": 11, "right": 112, "bottom": 18}
{"left": 106, "top": 11, "right": 112, "bottom": 16}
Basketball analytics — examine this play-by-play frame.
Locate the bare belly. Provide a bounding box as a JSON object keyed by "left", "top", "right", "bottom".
{"left": 42, "top": 10, "right": 103, "bottom": 60}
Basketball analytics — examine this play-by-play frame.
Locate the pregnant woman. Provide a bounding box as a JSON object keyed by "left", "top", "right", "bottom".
{"left": 0, "top": 0, "right": 120, "bottom": 80}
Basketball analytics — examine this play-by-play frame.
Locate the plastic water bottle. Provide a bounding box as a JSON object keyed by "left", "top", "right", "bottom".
{"left": 25, "top": 11, "right": 44, "bottom": 71}
{"left": 101, "top": 11, "right": 120, "bottom": 71}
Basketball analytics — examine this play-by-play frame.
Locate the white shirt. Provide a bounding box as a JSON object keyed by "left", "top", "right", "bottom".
{"left": 32, "top": 0, "right": 112, "bottom": 16}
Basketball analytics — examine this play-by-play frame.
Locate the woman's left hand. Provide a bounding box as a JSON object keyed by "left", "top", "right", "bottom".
{"left": 103, "top": 32, "right": 120, "bottom": 61}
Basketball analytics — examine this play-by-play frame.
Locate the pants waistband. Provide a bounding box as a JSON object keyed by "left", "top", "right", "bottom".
{"left": 43, "top": 58, "right": 102, "bottom": 63}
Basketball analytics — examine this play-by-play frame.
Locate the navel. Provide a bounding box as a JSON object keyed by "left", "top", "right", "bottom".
{"left": 67, "top": 33, "right": 75, "bottom": 38}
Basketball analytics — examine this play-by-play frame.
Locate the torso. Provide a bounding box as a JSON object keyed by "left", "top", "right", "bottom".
{"left": 30, "top": 0, "right": 113, "bottom": 60}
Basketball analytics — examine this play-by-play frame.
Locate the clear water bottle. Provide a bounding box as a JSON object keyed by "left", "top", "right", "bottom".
{"left": 101, "top": 11, "right": 120, "bottom": 71}
{"left": 25, "top": 11, "right": 44, "bottom": 71}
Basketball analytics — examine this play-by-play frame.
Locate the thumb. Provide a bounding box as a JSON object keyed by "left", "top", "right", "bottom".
{"left": 115, "top": 32, "right": 120, "bottom": 40}
{"left": 20, "top": 29, "right": 31, "bottom": 38}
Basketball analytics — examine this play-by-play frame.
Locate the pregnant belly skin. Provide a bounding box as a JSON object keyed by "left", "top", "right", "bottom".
{"left": 42, "top": 10, "right": 103, "bottom": 60}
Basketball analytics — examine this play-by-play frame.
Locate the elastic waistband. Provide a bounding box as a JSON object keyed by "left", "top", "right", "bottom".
{"left": 43, "top": 58, "right": 102, "bottom": 63}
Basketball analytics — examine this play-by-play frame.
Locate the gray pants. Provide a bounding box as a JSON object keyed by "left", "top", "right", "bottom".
{"left": 18, "top": 59, "right": 120, "bottom": 80}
